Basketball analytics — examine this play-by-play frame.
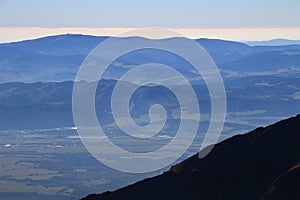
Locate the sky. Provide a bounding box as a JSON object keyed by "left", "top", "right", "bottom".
{"left": 0, "top": 0, "right": 300, "bottom": 42}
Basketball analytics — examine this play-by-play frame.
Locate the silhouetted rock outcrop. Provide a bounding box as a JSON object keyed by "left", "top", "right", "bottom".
{"left": 82, "top": 115, "right": 300, "bottom": 200}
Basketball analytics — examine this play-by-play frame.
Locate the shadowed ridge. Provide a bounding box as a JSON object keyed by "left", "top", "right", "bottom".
{"left": 82, "top": 114, "right": 300, "bottom": 200}
{"left": 259, "top": 163, "right": 300, "bottom": 200}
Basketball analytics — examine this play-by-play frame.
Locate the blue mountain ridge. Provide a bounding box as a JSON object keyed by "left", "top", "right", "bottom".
{"left": 0, "top": 34, "right": 299, "bottom": 83}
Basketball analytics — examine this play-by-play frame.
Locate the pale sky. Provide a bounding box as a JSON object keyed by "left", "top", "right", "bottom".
{"left": 0, "top": 0, "right": 299, "bottom": 42}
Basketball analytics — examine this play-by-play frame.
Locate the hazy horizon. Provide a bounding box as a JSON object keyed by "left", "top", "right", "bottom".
{"left": 1, "top": 27, "right": 300, "bottom": 43}
{"left": 1, "top": 0, "right": 299, "bottom": 43}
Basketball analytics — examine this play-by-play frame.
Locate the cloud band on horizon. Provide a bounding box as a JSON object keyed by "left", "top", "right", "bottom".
{"left": 0, "top": 27, "right": 300, "bottom": 43}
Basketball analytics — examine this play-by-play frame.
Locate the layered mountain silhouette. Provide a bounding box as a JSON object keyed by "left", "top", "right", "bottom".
{"left": 1, "top": 34, "right": 300, "bottom": 83}
{"left": 82, "top": 114, "right": 300, "bottom": 200}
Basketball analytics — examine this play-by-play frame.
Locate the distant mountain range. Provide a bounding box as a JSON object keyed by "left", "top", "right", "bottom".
{"left": 82, "top": 114, "right": 300, "bottom": 200}
{"left": 1, "top": 75, "right": 299, "bottom": 133}
{"left": 0, "top": 34, "right": 299, "bottom": 199}
{"left": 0, "top": 34, "right": 300, "bottom": 83}
{"left": 245, "top": 39, "right": 300, "bottom": 46}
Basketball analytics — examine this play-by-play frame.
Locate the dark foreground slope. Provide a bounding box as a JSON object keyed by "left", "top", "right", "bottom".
{"left": 82, "top": 115, "right": 300, "bottom": 200}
